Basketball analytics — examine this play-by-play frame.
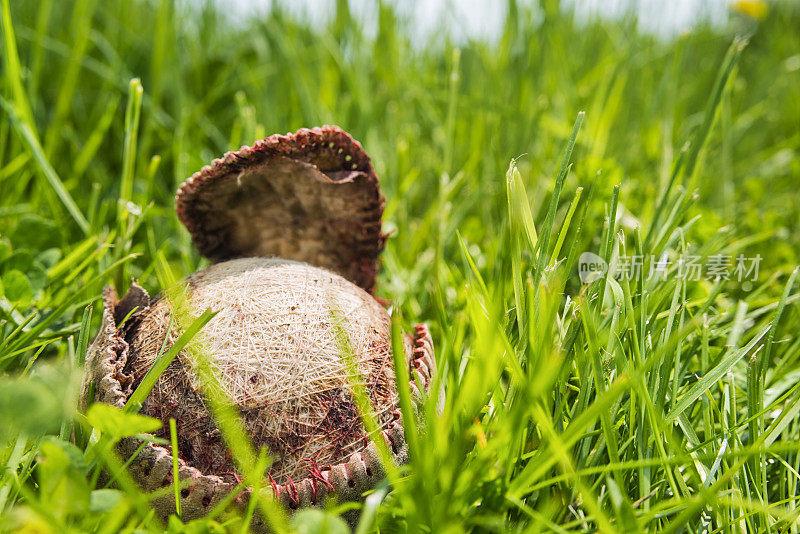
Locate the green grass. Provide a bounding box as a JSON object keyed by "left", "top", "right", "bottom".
{"left": 1, "top": 0, "right": 799, "bottom": 531}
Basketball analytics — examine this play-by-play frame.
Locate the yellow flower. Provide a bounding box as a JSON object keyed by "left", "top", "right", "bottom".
{"left": 732, "top": 0, "right": 769, "bottom": 20}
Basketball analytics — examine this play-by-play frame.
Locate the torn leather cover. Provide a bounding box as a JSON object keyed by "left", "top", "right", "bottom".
{"left": 175, "top": 126, "right": 385, "bottom": 294}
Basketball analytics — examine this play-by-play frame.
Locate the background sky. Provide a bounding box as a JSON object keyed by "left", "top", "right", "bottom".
{"left": 220, "top": 0, "right": 731, "bottom": 42}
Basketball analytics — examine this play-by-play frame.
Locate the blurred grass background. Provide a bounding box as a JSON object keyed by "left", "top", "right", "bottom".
{"left": 0, "top": 0, "right": 799, "bottom": 531}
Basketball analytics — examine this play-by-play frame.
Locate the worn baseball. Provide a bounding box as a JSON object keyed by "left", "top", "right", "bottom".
{"left": 80, "top": 126, "right": 435, "bottom": 525}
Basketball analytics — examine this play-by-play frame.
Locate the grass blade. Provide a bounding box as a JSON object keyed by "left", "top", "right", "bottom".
{"left": 0, "top": 95, "right": 89, "bottom": 233}
{"left": 666, "top": 325, "right": 770, "bottom": 424}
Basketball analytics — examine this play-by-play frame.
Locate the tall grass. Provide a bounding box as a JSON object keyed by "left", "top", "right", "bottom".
{"left": 0, "top": 0, "right": 799, "bottom": 531}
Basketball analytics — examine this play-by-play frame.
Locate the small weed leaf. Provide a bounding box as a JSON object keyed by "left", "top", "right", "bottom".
{"left": 0, "top": 376, "right": 63, "bottom": 438}
{"left": 291, "top": 509, "right": 351, "bottom": 534}
{"left": 11, "top": 214, "right": 61, "bottom": 252}
{"left": 37, "top": 439, "right": 91, "bottom": 520}
{"left": 41, "top": 436, "right": 90, "bottom": 475}
{"left": 2, "top": 269, "right": 32, "bottom": 306}
{"left": 88, "top": 489, "right": 124, "bottom": 514}
{"left": 86, "top": 403, "right": 162, "bottom": 439}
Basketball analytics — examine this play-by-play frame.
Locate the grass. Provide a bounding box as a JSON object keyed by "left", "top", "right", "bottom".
{"left": 0, "top": 0, "right": 799, "bottom": 531}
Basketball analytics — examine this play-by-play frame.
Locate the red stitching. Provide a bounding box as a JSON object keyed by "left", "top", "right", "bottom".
{"left": 285, "top": 476, "right": 300, "bottom": 508}
{"left": 174, "top": 125, "right": 384, "bottom": 294}
{"left": 268, "top": 473, "right": 280, "bottom": 500}
{"left": 409, "top": 325, "right": 432, "bottom": 385}
{"left": 305, "top": 458, "right": 334, "bottom": 491}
